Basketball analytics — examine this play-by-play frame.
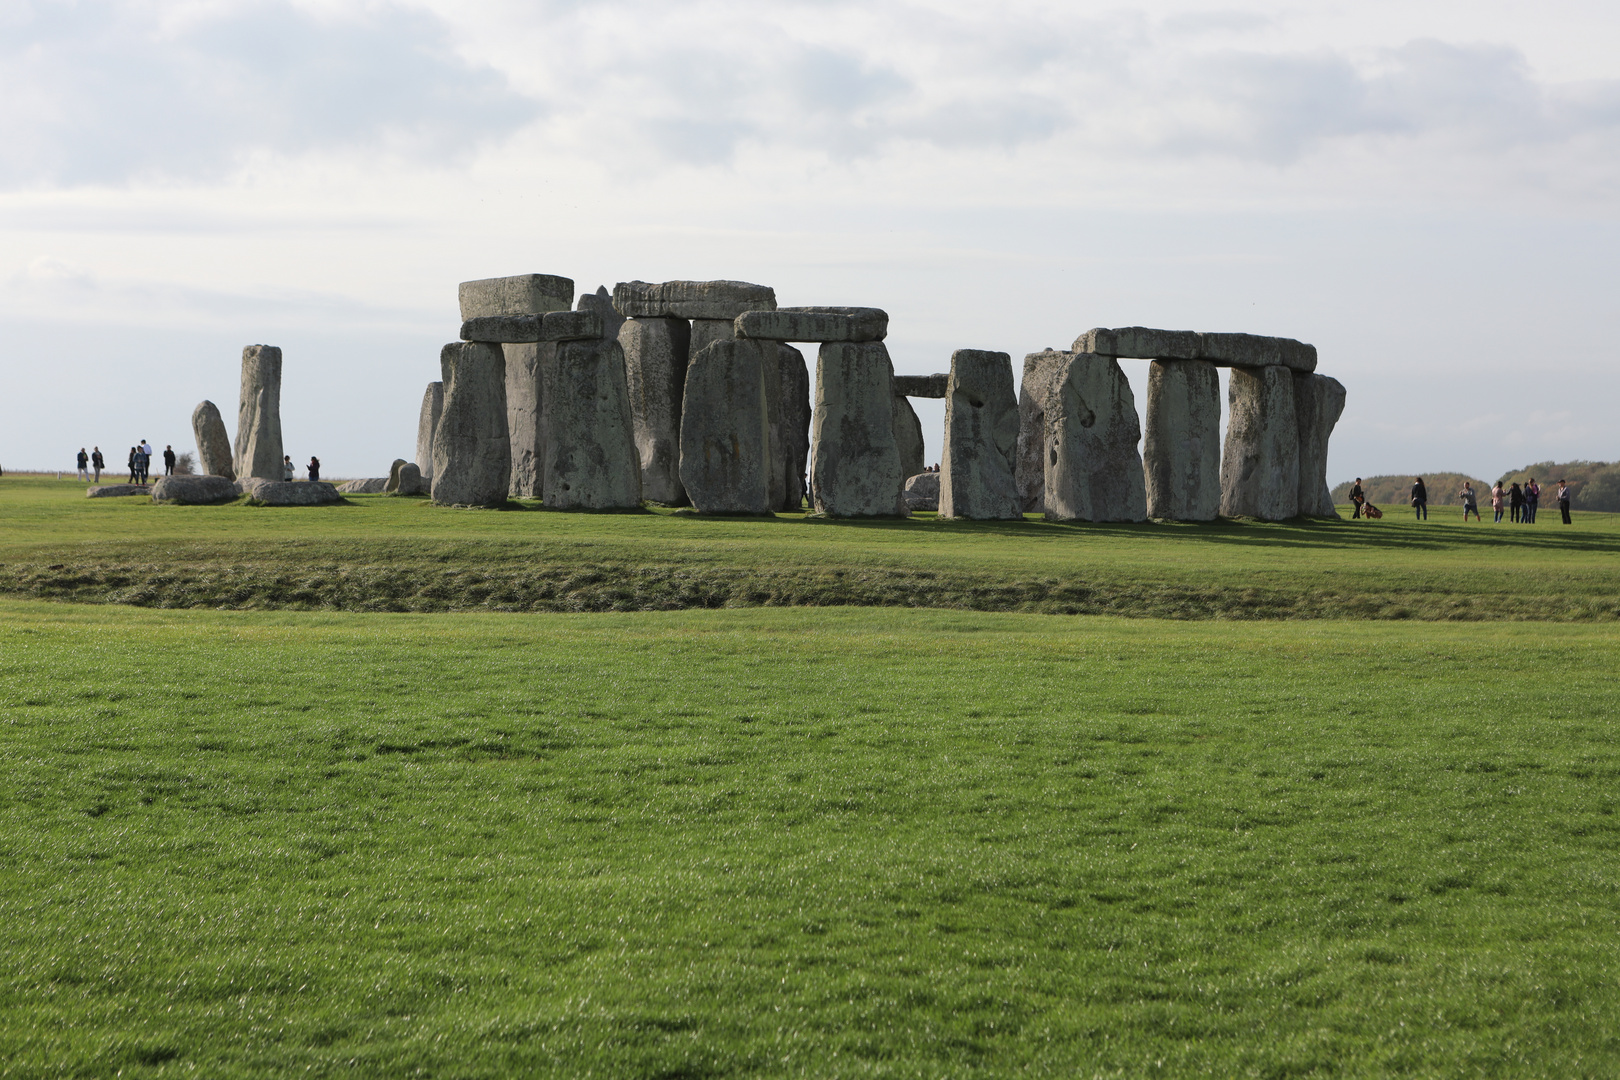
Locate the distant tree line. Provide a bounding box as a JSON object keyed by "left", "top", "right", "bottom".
{"left": 1333, "top": 462, "right": 1620, "bottom": 511}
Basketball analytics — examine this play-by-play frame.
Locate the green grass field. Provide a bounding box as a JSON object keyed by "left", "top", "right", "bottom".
{"left": 2, "top": 479, "right": 1617, "bottom": 1076}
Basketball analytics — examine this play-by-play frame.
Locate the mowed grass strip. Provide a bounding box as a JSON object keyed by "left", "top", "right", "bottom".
{"left": 1, "top": 601, "right": 1616, "bottom": 1076}
{"left": 3, "top": 478, "right": 1619, "bottom": 619}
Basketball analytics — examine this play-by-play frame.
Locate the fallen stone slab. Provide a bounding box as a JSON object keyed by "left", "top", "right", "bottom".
{"left": 1294, "top": 372, "right": 1346, "bottom": 517}
{"left": 1073, "top": 327, "right": 1201, "bottom": 361}
{"left": 940, "top": 349, "right": 1021, "bottom": 520}
{"left": 735, "top": 307, "right": 887, "bottom": 343}
{"left": 811, "top": 341, "right": 907, "bottom": 518}
{"left": 433, "top": 341, "right": 511, "bottom": 507}
{"left": 191, "top": 400, "right": 234, "bottom": 480}
{"left": 892, "top": 373, "right": 948, "bottom": 398}
{"left": 679, "top": 339, "right": 775, "bottom": 514}
{"left": 458, "top": 274, "right": 574, "bottom": 320}
{"left": 622, "top": 316, "right": 692, "bottom": 505}
{"left": 337, "top": 478, "right": 389, "bottom": 494}
{"left": 1199, "top": 332, "right": 1317, "bottom": 373}
{"left": 543, "top": 336, "right": 642, "bottom": 510}
{"left": 239, "top": 479, "right": 344, "bottom": 506}
{"left": 1022, "top": 350, "right": 1147, "bottom": 522}
{"left": 778, "top": 344, "right": 811, "bottom": 511}
{"left": 1220, "top": 365, "right": 1300, "bottom": 520}
{"left": 903, "top": 471, "right": 940, "bottom": 511}
{"left": 1143, "top": 359, "right": 1222, "bottom": 521}
{"left": 233, "top": 344, "right": 284, "bottom": 480}
{"left": 151, "top": 475, "right": 238, "bottom": 505}
{"left": 460, "top": 309, "right": 605, "bottom": 344}
{"left": 416, "top": 382, "right": 443, "bottom": 479}
{"left": 86, "top": 484, "right": 148, "bottom": 498}
{"left": 392, "top": 462, "right": 430, "bottom": 497}
{"left": 614, "top": 280, "right": 776, "bottom": 320}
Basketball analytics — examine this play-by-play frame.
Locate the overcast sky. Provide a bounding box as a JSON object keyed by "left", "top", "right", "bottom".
{"left": 3, "top": 0, "right": 1617, "bottom": 482}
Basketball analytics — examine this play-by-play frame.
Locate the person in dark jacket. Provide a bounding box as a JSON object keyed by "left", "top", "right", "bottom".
{"left": 1509, "top": 483, "right": 1523, "bottom": 523}
{"left": 127, "top": 447, "right": 138, "bottom": 483}
{"left": 1558, "top": 480, "right": 1572, "bottom": 524}
{"left": 307, "top": 456, "right": 321, "bottom": 482}
{"left": 91, "top": 447, "right": 104, "bottom": 482}
{"left": 1349, "top": 478, "right": 1365, "bottom": 518}
{"left": 163, "top": 445, "right": 176, "bottom": 475}
{"left": 1411, "top": 477, "right": 1428, "bottom": 520}
{"left": 76, "top": 448, "right": 89, "bottom": 482}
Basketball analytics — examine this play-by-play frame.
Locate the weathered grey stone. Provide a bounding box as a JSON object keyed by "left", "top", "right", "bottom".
{"left": 458, "top": 274, "right": 574, "bottom": 320}
{"left": 542, "top": 337, "right": 642, "bottom": 510}
{"left": 233, "top": 345, "right": 283, "bottom": 481}
{"left": 621, "top": 317, "right": 692, "bottom": 505}
{"left": 337, "top": 478, "right": 389, "bottom": 494}
{"left": 460, "top": 310, "right": 604, "bottom": 344}
{"left": 761, "top": 337, "right": 787, "bottom": 512}
{"left": 678, "top": 339, "right": 774, "bottom": 514}
{"left": 735, "top": 307, "right": 887, "bottom": 343}
{"left": 392, "top": 462, "right": 430, "bottom": 497}
{"left": 1220, "top": 365, "right": 1300, "bottom": 520}
{"left": 1022, "top": 350, "right": 1147, "bottom": 522}
{"left": 614, "top": 280, "right": 776, "bottom": 320}
{"left": 1294, "top": 372, "right": 1346, "bottom": 517}
{"left": 940, "top": 349, "right": 1021, "bottom": 520}
{"left": 811, "top": 341, "right": 907, "bottom": 518}
{"left": 689, "top": 318, "right": 734, "bottom": 358}
{"left": 890, "top": 393, "right": 925, "bottom": 483}
{"left": 778, "top": 345, "right": 811, "bottom": 511}
{"left": 240, "top": 479, "right": 343, "bottom": 506}
{"left": 1014, "top": 356, "right": 1048, "bottom": 514}
{"left": 1200, "top": 332, "right": 1317, "bottom": 373}
{"left": 384, "top": 458, "right": 408, "bottom": 493}
{"left": 86, "top": 484, "right": 148, "bottom": 498}
{"left": 190, "top": 400, "right": 234, "bottom": 480}
{"left": 892, "top": 373, "right": 949, "bottom": 398}
{"left": 504, "top": 342, "right": 549, "bottom": 498}
{"left": 416, "top": 382, "right": 443, "bottom": 479}
{"left": 903, "top": 472, "right": 939, "bottom": 511}
{"left": 576, "top": 286, "right": 626, "bottom": 342}
{"left": 151, "top": 474, "right": 238, "bottom": 505}
{"left": 433, "top": 341, "right": 511, "bottom": 507}
{"left": 1143, "top": 359, "right": 1221, "bottom": 521}
{"left": 1073, "top": 327, "right": 1201, "bottom": 360}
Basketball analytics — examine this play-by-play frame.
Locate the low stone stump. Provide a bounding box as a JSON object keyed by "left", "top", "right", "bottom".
{"left": 239, "top": 479, "right": 343, "bottom": 506}
{"left": 622, "top": 316, "right": 692, "bottom": 505}
{"left": 1220, "top": 365, "right": 1300, "bottom": 520}
{"left": 433, "top": 341, "right": 511, "bottom": 507}
{"left": 191, "top": 400, "right": 234, "bottom": 480}
{"left": 811, "top": 341, "right": 907, "bottom": 518}
{"left": 337, "top": 478, "right": 389, "bottom": 494}
{"left": 458, "top": 274, "right": 574, "bottom": 320}
{"left": 1022, "top": 350, "right": 1147, "bottom": 522}
{"left": 679, "top": 339, "right": 775, "bottom": 514}
{"left": 735, "top": 307, "right": 887, "bottom": 343}
{"left": 392, "top": 463, "right": 430, "bottom": 497}
{"left": 903, "top": 472, "right": 939, "bottom": 512}
{"left": 151, "top": 475, "right": 238, "bottom": 505}
{"left": 86, "top": 484, "right": 149, "bottom": 498}
{"left": 940, "top": 349, "right": 1021, "bottom": 520}
{"left": 1294, "top": 372, "right": 1346, "bottom": 517}
{"left": 1143, "top": 359, "right": 1221, "bottom": 521}
{"left": 543, "top": 337, "right": 642, "bottom": 510}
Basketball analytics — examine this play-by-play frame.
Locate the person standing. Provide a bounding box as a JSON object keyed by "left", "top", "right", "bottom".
{"left": 1509, "top": 482, "right": 1525, "bottom": 523}
{"left": 139, "top": 440, "right": 154, "bottom": 484}
{"left": 127, "top": 446, "right": 139, "bottom": 483}
{"left": 1491, "top": 481, "right": 1505, "bottom": 523}
{"left": 307, "top": 456, "right": 321, "bottom": 482}
{"left": 76, "top": 448, "right": 89, "bottom": 482}
{"left": 282, "top": 455, "right": 295, "bottom": 482}
{"left": 1460, "top": 481, "right": 1479, "bottom": 521}
{"left": 1411, "top": 477, "right": 1428, "bottom": 520}
{"left": 1524, "top": 477, "right": 1540, "bottom": 523}
{"left": 1558, "top": 479, "right": 1572, "bottom": 524}
{"left": 1349, "top": 477, "right": 1366, "bottom": 518}
{"left": 163, "top": 445, "right": 176, "bottom": 475}
{"left": 91, "top": 447, "right": 104, "bottom": 483}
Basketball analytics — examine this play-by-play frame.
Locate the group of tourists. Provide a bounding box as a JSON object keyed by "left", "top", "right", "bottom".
{"left": 75, "top": 442, "right": 175, "bottom": 485}
{"left": 1347, "top": 476, "right": 1574, "bottom": 524}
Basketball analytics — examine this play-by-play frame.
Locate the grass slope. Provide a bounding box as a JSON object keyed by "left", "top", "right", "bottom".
{"left": 3, "top": 478, "right": 1619, "bottom": 620}
{"left": 1, "top": 601, "right": 1617, "bottom": 1076}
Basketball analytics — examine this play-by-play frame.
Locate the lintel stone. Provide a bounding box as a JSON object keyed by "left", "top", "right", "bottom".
{"left": 614, "top": 280, "right": 776, "bottom": 320}
{"left": 735, "top": 307, "right": 887, "bottom": 343}
{"left": 458, "top": 274, "right": 574, "bottom": 321}
{"left": 460, "top": 310, "right": 605, "bottom": 344}
{"left": 892, "top": 373, "right": 948, "bottom": 398}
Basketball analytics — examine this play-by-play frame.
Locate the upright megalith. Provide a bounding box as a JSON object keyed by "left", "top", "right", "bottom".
{"left": 543, "top": 336, "right": 642, "bottom": 510}
{"left": 504, "top": 342, "right": 550, "bottom": 498}
{"left": 1022, "top": 350, "right": 1147, "bottom": 522}
{"left": 890, "top": 393, "right": 925, "bottom": 484}
{"left": 191, "top": 400, "right": 234, "bottom": 480}
{"left": 1294, "top": 372, "right": 1346, "bottom": 517}
{"left": 432, "top": 342, "right": 510, "bottom": 507}
{"left": 679, "top": 339, "right": 775, "bottom": 514}
{"left": 385, "top": 458, "right": 408, "bottom": 493}
{"left": 233, "top": 345, "right": 283, "bottom": 481}
{"left": 811, "top": 342, "right": 907, "bottom": 518}
{"left": 621, "top": 317, "right": 692, "bottom": 504}
{"left": 416, "top": 382, "right": 443, "bottom": 479}
{"left": 778, "top": 345, "right": 811, "bottom": 511}
{"left": 576, "top": 285, "right": 625, "bottom": 341}
{"left": 1143, "top": 359, "right": 1221, "bottom": 521}
{"left": 939, "top": 349, "right": 1020, "bottom": 520}
{"left": 1220, "top": 365, "right": 1299, "bottom": 520}
{"left": 1014, "top": 359, "right": 1047, "bottom": 514}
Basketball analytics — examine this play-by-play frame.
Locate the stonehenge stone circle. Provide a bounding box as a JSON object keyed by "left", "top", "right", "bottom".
{"left": 151, "top": 475, "right": 238, "bottom": 505}
{"left": 458, "top": 274, "right": 574, "bottom": 320}
{"left": 679, "top": 339, "right": 775, "bottom": 514}
{"left": 576, "top": 285, "right": 625, "bottom": 341}
{"left": 416, "top": 382, "right": 443, "bottom": 479}
{"left": 384, "top": 458, "right": 408, "bottom": 492}
{"left": 811, "top": 341, "right": 907, "bottom": 518}
{"left": 1022, "top": 350, "right": 1147, "bottom": 522}
{"left": 432, "top": 341, "right": 511, "bottom": 507}
{"left": 1143, "top": 359, "right": 1222, "bottom": 521}
{"left": 1075, "top": 326, "right": 1317, "bottom": 374}
{"left": 1074, "top": 327, "right": 1201, "bottom": 361}
{"left": 504, "top": 342, "right": 549, "bottom": 498}
{"left": 890, "top": 393, "right": 926, "bottom": 485}
{"left": 1220, "top": 365, "right": 1300, "bottom": 520}
{"left": 239, "top": 479, "right": 343, "bottom": 506}
{"left": 1294, "top": 373, "right": 1347, "bottom": 517}
{"left": 233, "top": 345, "right": 283, "bottom": 481}
{"left": 735, "top": 307, "right": 888, "bottom": 343}
{"left": 777, "top": 344, "right": 811, "bottom": 511}
{"left": 892, "top": 373, "right": 948, "bottom": 398}
{"left": 542, "top": 336, "right": 642, "bottom": 511}
{"left": 621, "top": 316, "right": 693, "bottom": 505}
{"left": 1199, "top": 333, "right": 1317, "bottom": 374}
{"left": 613, "top": 279, "right": 776, "bottom": 320}
{"left": 190, "top": 400, "right": 234, "bottom": 480}
{"left": 940, "top": 349, "right": 1021, "bottom": 520}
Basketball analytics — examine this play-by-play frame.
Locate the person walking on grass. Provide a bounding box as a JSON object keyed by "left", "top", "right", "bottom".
{"left": 1411, "top": 477, "right": 1428, "bottom": 520}
{"left": 1525, "top": 477, "right": 1540, "bottom": 523}
{"left": 1509, "top": 482, "right": 1524, "bottom": 523}
{"left": 1460, "top": 481, "right": 1480, "bottom": 522}
{"left": 1349, "top": 477, "right": 1366, "bottom": 518}
{"left": 1491, "top": 481, "right": 1505, "bottom": 522}
{"left": 91, "top": 447, "right": 103, "bottom": 483}
{"left": 1559, "top": 479, "right": 1573, "bottom": 524}
{"left": 282, "top": 455, "right": 295, "bottom": 482}
{"left": 76, "top": 448, "right": 89, "bottom": 482}
{"left": 127, "top": 446, "right": 138, "bottom": 483}
{"left": 163, "top": 445, "right": 176, "bottom": 476}
{"left": 139, "top": 440, "right": 153, "bottom": 484}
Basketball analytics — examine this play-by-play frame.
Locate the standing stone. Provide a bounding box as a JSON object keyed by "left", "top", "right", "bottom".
{"left": 1023, "top": 350, "right": 1147, "bottom": 522}
{"left": 678, "top": 339, "right": 774, "bottom": 514}
{"left": 542, "top": 337, "right": 642, "bottom": 510}
{"left": 191, "top": 400, "right": 234, "bottom": 480}
{"left": 576, "top": 286, "right": 626, "bottom": 341}
{"left": 432, "top": 342, "right": 510, "bottom": 507}
{"left": 393, "top": 462, "right": 429, "bottom": 497}
{"left": 891, "top": 394, "right": 926, "bottom": 483}
{"left": 1220, "top": 365, "right": 1300, "bottom": 520}
{"left": 778, "top": 345, "right": 811, "bottom": 511}
{"left": 232, "top": 345, "right": 283, "bottom": 481}
{"left": 939, "top": 349, "right": 1021, "bottom": 520}
{"left": 1014, "top": 356, "right": 1048, "bottom": 514}
{"left": 760, "top": 336, "right": 787, "bottom": 512}
{"left": 811, "top": 342, "right": 907, "bottom": 518}
{"left": 1294, "top": 373, "right": 1346, "bottom": 517}
{"left": 1143, "top": 359, "right": 1222, "bottom": 521}
{"left": 504, "top": 342, "right": 551, "bottom": 498}
{"left": 689, "top": 318, "right": 734, "bottom": 359}
{"left": 416, "top": 382, "right": 443, "bottom": 479}
{"left": 621, "top": 317, "right": 692, "bottom": 505}
{"left": 384, "top": 458, "right": 408, "bottom": 493}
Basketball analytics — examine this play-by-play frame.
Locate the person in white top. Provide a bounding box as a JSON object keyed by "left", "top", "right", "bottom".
{"left": 282, "top": 455, "right": 295, "bottom": 482}
{"left": 1558, "top": 480, "right": 1573, "bottom": 525}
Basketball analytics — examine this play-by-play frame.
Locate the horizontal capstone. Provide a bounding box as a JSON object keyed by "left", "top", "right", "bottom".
{"left": 614, "top": 280, "right": 777, "bottom": 320}
{"left": 734, "top": 307, "right": 887, "bottom": 343}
